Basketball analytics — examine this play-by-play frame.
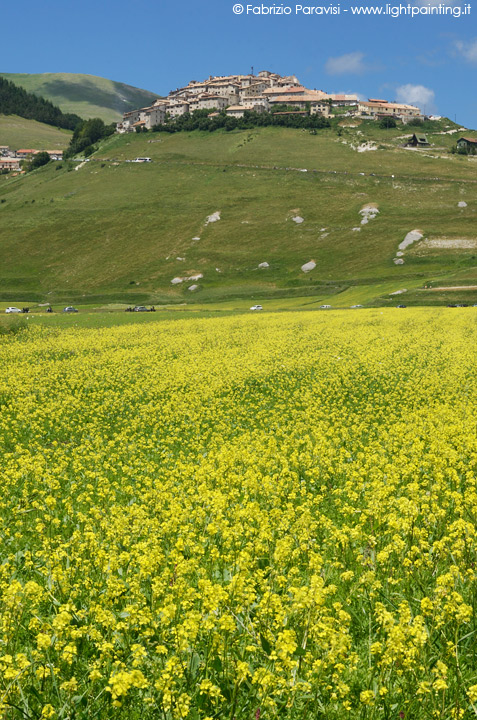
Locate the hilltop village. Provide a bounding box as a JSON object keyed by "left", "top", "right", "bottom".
{"left": 117, "top": 70, "right": 424, "bottom": 132}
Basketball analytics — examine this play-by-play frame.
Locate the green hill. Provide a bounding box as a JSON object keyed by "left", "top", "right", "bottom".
{"left": 1, "top": 119, "right": 476, "bottom": 307}
{"left": 0, "top": 114, "right": 72, "bottom": 150}
{"left": 0, "top": 73, "right": 161, "bottom": 124}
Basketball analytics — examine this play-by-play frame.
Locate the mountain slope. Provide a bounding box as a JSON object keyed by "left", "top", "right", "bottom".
{"left": 0, "top": 114, "right": 72, "bottom": 150}
{"left": 0, "top": 73, "right": 160, "bottom": 123}
{"left": 0, "top": 122, "right": 476, "bottom": 306}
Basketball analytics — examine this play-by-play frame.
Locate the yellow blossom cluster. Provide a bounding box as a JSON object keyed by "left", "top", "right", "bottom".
{"left": 0, "top": 308, "right": 476, "bottom": 718}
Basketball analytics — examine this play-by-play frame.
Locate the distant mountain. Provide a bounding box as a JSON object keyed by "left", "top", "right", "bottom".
{"left": 0, "top": 76, "right": 81, "bottom": 130}
{"left": 0, "top": 73, "right": 161, "bottom": 124}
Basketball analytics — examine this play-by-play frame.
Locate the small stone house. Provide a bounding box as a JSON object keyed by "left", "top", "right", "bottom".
{"left": 457, "top": 137, "right": 477, "bottom": 152}
{"left": 408, "top": 134, "right": 430, "bottom": 148}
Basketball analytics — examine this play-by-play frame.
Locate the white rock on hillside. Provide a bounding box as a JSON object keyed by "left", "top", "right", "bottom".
{"left": 205, "top": 211, "right": 221, "bottom": 225}
{"left": 258, "top": 262, "right": 269, "bottom": 269}
{"left": 360, "top": 205, "right": 379, "bottom": 225}
{"left": 301, "top": 260, "right": 316, "bottom": 273}
{"left": 458, "top": 201, "right": 467, "bottom": 208}
{"left": 185, "top": 273, "right": 203, "bottom": 281}
{"left": 171, "top": 277, "right": 183, "bottom": 285}
{"left": 188, "top": 284, "right": 199, "bottom": 291}
{"left": 292, "top": 216, "right": 304, "bottom": 224}
{"left": 398, "top": 230, "right": 423, "bottom": 251}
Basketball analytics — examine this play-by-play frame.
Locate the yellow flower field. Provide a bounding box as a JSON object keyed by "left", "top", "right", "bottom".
{"left": 0, "top": 309, "right": 476, "bottom": 719}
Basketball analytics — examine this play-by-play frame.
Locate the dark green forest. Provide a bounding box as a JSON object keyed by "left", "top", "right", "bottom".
{"left": 0, "top": 76, "right": 82, "bottom": 130}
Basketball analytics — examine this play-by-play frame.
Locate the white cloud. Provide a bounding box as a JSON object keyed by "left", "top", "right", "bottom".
{"left": 325, "top": 52, "right": 369, "bottom": 76}
{"left": 396, "top": 84, "right": 437, "bottom": 113}
{"left": 455, "top": 38, "right": 477, "bottom": 63}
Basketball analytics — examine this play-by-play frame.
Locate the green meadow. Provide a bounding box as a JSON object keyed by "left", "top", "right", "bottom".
{"left": 0, "top": 115, "right": 72, "bottom": 151}
{"left": 1, "top": 122, "right": 476, "bottom": 307}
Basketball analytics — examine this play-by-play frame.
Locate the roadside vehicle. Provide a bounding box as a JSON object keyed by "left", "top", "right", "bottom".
{"left": 250, "top": 305, "right": 263, "bottom": 311}
{"left": 319, "top": 305, "right": 331, "bottom": 309}
{"left": 133, "top": 306, "right": 149, "bottom": 312}
{"left": 351, "top": 304, "right": 363, "bottom": 308}
{"left": 5, "top": 307, "right": 21, "bottom": 313}
{"left": 63, "top": 306, "right": 78, "bottom": 313}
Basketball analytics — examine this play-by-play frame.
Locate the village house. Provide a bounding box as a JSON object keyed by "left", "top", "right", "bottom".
{"left": 0, "top": 146, "right": 10, "bottom": 156}
{"left": 273, "top": 75, "right": 301, "bottom": 88}
{"left": 310, "top": 101, "right": 331, "bottom": 117}
{"left": 358, "top": 99, "right": 421, "bottom": 122}
{"left": 117, "top": 108, "right": 144, "bottom": 132}
{"left": 16, "top": 149, "right": 39, "bottom": 158}
{"left": 243, "top": 96, "right": 269, "bottom": 112}
{"left": 47, "top": 150, "right": 64, "bottom": 160}
{"left": 0, "top": 157, "right": 22, "bottom": 171}
{"left": 457, "top": 137, "right": 477, "bottom": 152}
{"left": 238, "top": 82, "right": 270, "bottom": 101}
{"left": 167, "top": 100, "right": 190, "bottom": 118}
{"left": 141, "top": 104, "right": 167, "bottom": 128}
{"left": 268, "top": 91, "right": 330, "bottom": 115}
{"left": 225, "top": 104, "right": 266, "bottom": 118}
{"left": 407, "top": 133, "right": 430, "bottom": 148}
{"left": 329, "top": 94, "right": 359, "bottom": 107}
{"left": 193, "top": 94, "right": 230, "bottom": 111}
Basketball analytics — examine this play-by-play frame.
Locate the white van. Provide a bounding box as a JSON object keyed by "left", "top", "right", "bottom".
{"left": 133, "top": 157, "right": 152, "bottom": 163}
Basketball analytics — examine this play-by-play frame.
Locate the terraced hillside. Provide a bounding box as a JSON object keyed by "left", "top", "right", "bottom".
{"left": 0, "top": 73, "right": 160, "bottom": 124}
{"left": 0, "top": 120, "right": 476, "bottom": 306}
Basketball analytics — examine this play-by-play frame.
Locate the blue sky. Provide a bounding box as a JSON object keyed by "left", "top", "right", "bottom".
{"left": 1, "top": 0, "right": 476, "bottom": 126}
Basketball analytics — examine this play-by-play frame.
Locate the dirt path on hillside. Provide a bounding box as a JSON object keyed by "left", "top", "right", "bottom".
{"left": 424, "top": 286, "right": 477, "bottom": 291}
{"left": 96, "top": 156, "right": 477, "bottom": 185}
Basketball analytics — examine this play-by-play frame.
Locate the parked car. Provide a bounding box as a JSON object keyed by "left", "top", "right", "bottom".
{"left": 319, "top": 305, "right": 331, "bottom": 309}
{"left": 396, "top": 304, "right": 407, "bottom": 308}
{"left": 133, "top": 306, "right": 149, "bottom": 312}
{"left": 351, "top": 304, "right": 363, "bottom": 308}
{"left": 63, "top": 306, "right": 78, "bottom": 313}
{"left": 250, "top": 305, "right": 263, "bottom": 311}
{"left": 5, "top": 307, "right": 21, "bottom": 313}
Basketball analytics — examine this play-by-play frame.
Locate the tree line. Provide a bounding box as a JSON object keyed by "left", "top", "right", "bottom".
{"left": 64, "top": 118, "right": 116, "bottom": 158}
{"left": 0, "top": 76, "right": 81, "bottom": 131}
{"left": 150, "top": 107, "right": 331, "bottom": 134}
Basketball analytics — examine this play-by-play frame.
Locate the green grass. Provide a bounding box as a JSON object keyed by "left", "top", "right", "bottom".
{"left": 0, "top": 123, "right": 477, "bottom": 307}
{"left": 1, "top": 72, "right": 160, "bottom": 123}
{"left": 0, "top": 114, "right": 72, "bottom": 150}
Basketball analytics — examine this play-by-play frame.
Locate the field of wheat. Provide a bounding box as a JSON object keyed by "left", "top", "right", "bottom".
{"left": 1, "top": 309, "right": 476, "bottom": 719}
